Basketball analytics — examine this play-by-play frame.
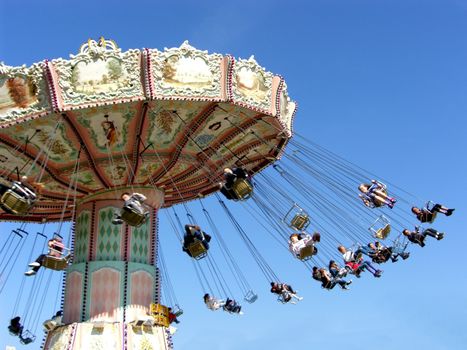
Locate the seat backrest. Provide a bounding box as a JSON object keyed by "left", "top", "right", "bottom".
{"left": 42, "top": 256, "right": 68, "bottom": 271}
{"left": 372, "top": 198, "right": 385, "bottom": 207}
{"left": 20, "top": 337, "right": 34, "bottom": 345}
{"left": 12, "top": 182, "right": 36, "bottom": 199}
{"left": 188, "top": 241, "right": 207, "bottom": 260}
{"left": 19, "top": 331, "right": 35, "bottom": 344}
{"left": 150, "top": 303, "right": 170, "bottom": 327}
{"left": 173, "top": 309, "right": 184, "bottom": 317}
{"left": 232, "top": 179, "right": 253, "bottom": 200}
{"left": 291, "top": 214, "right": 310, "bottom": 231}
{"left": 375, "top": 224, "right": 391, "bottom": 240}
{"left": 427, "top": 211, "right": 437, "bottom": 223}
{"left": 43, "top": 319, "right": 58, "bottom": 332}
{"left": 1, "top": 190, "right": 32, "bottom": 215}
{"left": 299, "top": 245, "right": 315, "bottom": 260}
{"left": 121, "top": 207, "right": 147, "bottom": 227}
{"left": 277, "top": 293, "right": 290, "bottom": 304}
{"left": 244, "top": 290, "right": 258, "bottom": 303}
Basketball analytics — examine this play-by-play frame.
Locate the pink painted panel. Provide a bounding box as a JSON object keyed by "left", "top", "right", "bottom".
{"left": 89, "top": 268, "right": 121, "bottom": 321}
{"left": 130, "top": 270, "right": 153, "bottom": 306}
{"left": 126, "top": 270, "right": 153, "bottom": 322}
{"left": 63, "top": 271, "right": 83, "bottom": 323}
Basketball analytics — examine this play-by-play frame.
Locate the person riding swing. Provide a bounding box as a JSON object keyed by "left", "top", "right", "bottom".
{"left": 411, "top": 203, "right": 454, "bottom": 223}
{"left": 182, "top": 224, "right": 211, "bottom": 258}
{"left": 219, "top": 167, "right": 253, "bottom": 200}
{"left": 358, "top": 180, "right": 396, "bottom": 209}
{"left": 25, "top": 236, "right": 70, "bottom": 276}
{"left": 112, "top": 192, "right": 150, "bottom": 226}
{"left": 288, "top": 232, "right": 320, "bottom": 259}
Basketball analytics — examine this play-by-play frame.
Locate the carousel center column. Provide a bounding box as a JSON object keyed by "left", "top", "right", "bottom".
{"left": 43, "top": 186, "right": 173, "bottom": 350}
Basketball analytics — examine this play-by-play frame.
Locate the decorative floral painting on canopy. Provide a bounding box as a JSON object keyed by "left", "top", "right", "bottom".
{"left": 235, "top": 67, "right": 268, "bottom": 102}
{"left": 71, "top": 58, "right": 129, "bottom": 94}
{"left": 0, "top": 76, "right": 38, "bottom": 115}
{"left": 162, "top": 55, "right": 213, "bottom": 87}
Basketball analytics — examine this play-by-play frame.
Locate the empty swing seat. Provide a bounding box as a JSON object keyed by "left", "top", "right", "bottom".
{"left": 369, "top": 215, "right": 391, "bottom": 240}
{"left": 244, "top": 290, "right": 258, "bottom": 303}
{"left": 42, "top": 255, "right": 69, "bottom": 271}
{"left": 187, "top": 241, "right": 208, "bottom": 260}
{"left": 19, "top": 330, "right": 35, "bottom": 345}
{"left": 172, "top": 305, "right": 184, "bottom": 317}
{"left": 232, "top": 179, "right": 253, "bottom": 200}
{"left": 150, "top": 303, "right": 170, "bottom": 328}
{"left": 20, "top": 337, "right": 34, "bottom": 345}
{"left": 0, "top": 190, "right": 34, "bottom": 215}
{"left": 284, "top": 204, "right": 311, "bottom": 231}
{"left": 120, "top": 207, "right": 148, "bottom": 227}
{"left": 290, "top": 214, "right": 310, "bottom": 231}
{"left": 374, "top": 224, "right": 391, "bottom": 240}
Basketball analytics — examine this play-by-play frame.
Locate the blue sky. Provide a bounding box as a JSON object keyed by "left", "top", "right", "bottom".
{"left": 1, "top": 0, "right": 466, "bottom": 349}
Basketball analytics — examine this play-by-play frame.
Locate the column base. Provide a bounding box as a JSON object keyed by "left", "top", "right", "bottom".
{"left": 43, "top": 322, "right": 174, "bottom": 350}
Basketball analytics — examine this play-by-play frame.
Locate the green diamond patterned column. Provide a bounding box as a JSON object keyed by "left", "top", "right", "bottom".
{"left": 96, "top": 207, "right": 123, "bottom": 261}
{"left": 74, "top": 210, "right": 90, "bottom": 263}
{"left": 130, "top": 219, "right": 151, "bottom": 263}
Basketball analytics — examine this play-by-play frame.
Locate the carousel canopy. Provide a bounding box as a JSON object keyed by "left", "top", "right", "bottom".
{"left": 0, "top": 38, "right": 296, "bottom": 222}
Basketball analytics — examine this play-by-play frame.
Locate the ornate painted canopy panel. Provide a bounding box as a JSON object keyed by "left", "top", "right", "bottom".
{"left": 0, "top": 38, "right": 296, "bottom": 221}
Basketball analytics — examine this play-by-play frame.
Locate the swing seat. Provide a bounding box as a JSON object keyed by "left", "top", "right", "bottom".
{"left": 372, "top": 248, "right": 392, "bottom": 264}
{"left": 369, "top": 215, "right": 391, "bottom": 239}
{"left": 43, "top": 319, "right": 60, "bottom": 332}
{"left": 424, "top": 200, "right": 435, "bottom": 211}
{"left": 42, "top": 255, "right": 69, "bottom": 271}
{"left": 277, "top": 293, "right": 291, "bottom": 304}
{"left": 120, "top": 206, "right": 148, "bottom": 227}
{"left": 20, "top": 337, "right": 34, "bottom": 345}
{"left": 371, "top": 189, "right": 387, "bottom": 207}
{"left": 224, "top": 308, "right": 240, "bottom": 315}
{"left": 298, "top": 245, "right": 315, "bottom": 260}
{"left": 232, "top": 179, "right": 253, "bottom": 200}
{"left": 372, "top": 201, "right": 384, "bottom": 208}
{"left": 284, "top": 204, "right": 311, "bottom": 230}
{"left": 422, "top": 202, "right": 438, "bottom": 223}
{"left": 0, "top": 190, "right": 34, "bottom": 215}
{"left": 244, "top": 290, "right": 258, "bottom": 303}
{"left": 368, "top": 181, "right": 387, "bottom": 194}
{"left": 354, "top": 251, "right": 363, "bottom": 261}
{"left": 374, "top": 224, "right": 391, "bottom": 240}
{"left": 290, "top": 214, "right": 310, "bottom": 231}
{"left": 223, "top": 303, "right": 241, "bottom": 314}
{"left": 187, "top": 240, "right": 208, "bottom": 260}
{"left": 392, "top": 245, "right": 409, "bottom": 257}
{"left": 172, "top": 306, "right": 183, "bottom": 318}
{"left": 19, "top": 330, "right": 35, "bottom": 345}
{"left": 426, "top": 212, "right": 437, "bottom": 224}
{"left": 150, "top": 303, "right": 170, "bottom": 328}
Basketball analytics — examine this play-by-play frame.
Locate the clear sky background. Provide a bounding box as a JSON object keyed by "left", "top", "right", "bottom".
{"left": 0, "top": 0, "right": 466, "bottom": 349}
